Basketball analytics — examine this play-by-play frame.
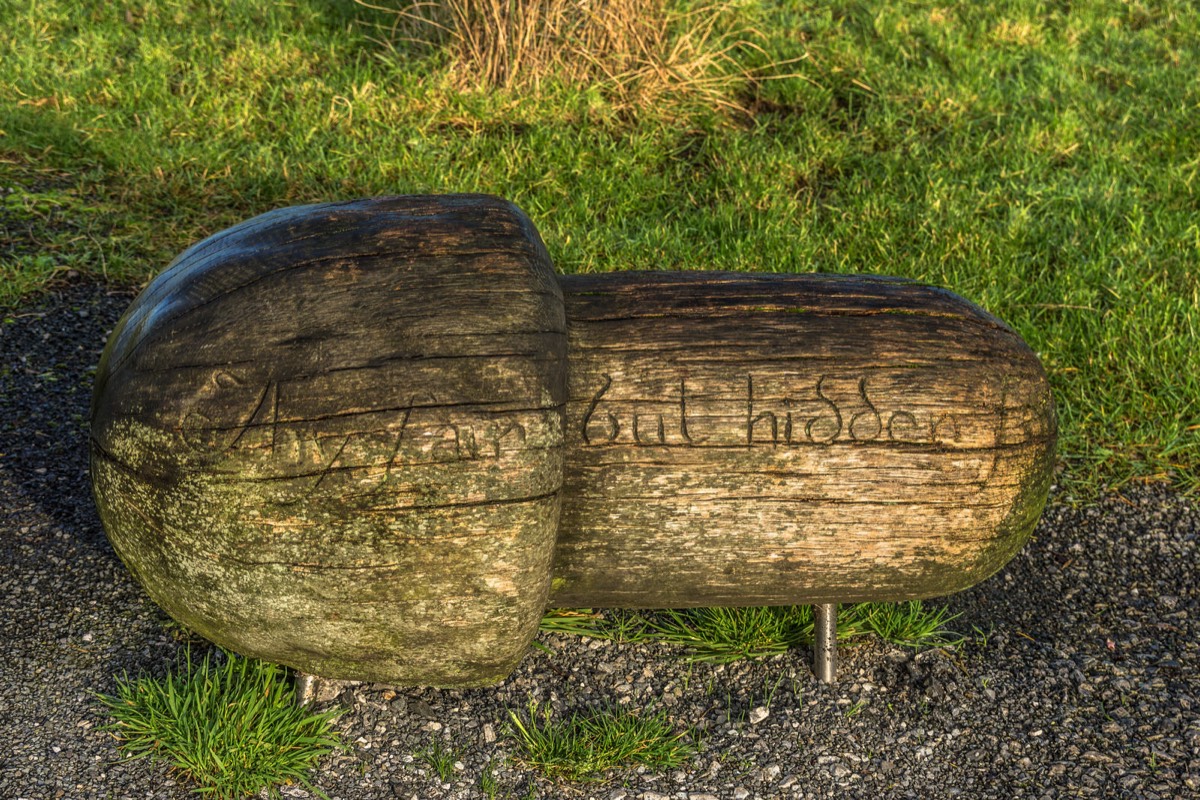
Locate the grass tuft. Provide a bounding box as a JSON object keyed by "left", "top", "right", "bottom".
{"left": 418, "top": 738, "right": 459, "bottom": 783}
{"left": 539, "top": 607, "right": 648, "bottom": 642}
{"left": 96, "top": 650, "right": 344, "bottom": 800}
{"left": 646, "top": 606, "right": 814, "bottom": 663}
{"left": 359, "top": 0, "right": 770, "bottom": 114}
{"left": 854, "top": 601, "right": 963, "bottom": 648}
{"left": 548, "top": 601, "right": 961, "bottom": 663}
{"left": 480, "top": 760, "right": 500, "bottom": 799}
{"left": 507, "top": 700, "right": 696, "bottom": 782}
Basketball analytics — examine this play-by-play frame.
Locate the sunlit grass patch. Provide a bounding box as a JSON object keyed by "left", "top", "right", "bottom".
{"left": 418, "top": 737, "right": 462, "bottom": 783}
{"left": 539, "top": 607, "right": 649, "bottom": 642}
{"left": 1, "top": 0, "right": 1196, "bottom": 495}
{"left": 542, "top": 600, "right": 961, "bottom": 664}
{"left": 97, "top": 650, "right": 344, "bottom": 800}
{"left": 645, "top": 605, "right": 815, "bottom": 663}
{"left": 507, "top": 700, "right": 697, "bottom": 782}
{"left": 853, "top": 600, "right": 963, "bottom": 648}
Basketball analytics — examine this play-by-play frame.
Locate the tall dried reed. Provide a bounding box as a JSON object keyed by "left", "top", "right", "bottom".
{"left": 359, "top": 0, "right": 764, "bottom": 113}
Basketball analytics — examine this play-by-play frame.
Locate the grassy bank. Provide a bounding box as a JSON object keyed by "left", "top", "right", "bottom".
{"left": 2, "top": 0, "right": 1197, "bottom": 497}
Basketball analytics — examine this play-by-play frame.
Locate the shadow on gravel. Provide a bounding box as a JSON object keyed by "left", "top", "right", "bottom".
{"left": 0, "top": 280, "right": 136, "bottom": 556}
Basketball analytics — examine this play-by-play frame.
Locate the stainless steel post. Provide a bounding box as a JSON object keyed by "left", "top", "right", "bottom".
{"left": 814, "top": 603, "right": 837, "bottom": 683}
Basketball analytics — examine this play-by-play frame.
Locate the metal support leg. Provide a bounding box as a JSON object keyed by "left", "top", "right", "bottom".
{"left": 814, "top": 603, "right": 837, "bottom": 683}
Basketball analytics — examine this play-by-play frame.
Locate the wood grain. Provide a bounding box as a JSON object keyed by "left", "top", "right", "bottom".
{"left": 91, "top": 195, "right": 568, "bottom": 685}
{"left": 90, "top": 197, "right": 1056, "bottom": 687}
{"left": 549, "top": 272, "right": 1055, "bottom": 607}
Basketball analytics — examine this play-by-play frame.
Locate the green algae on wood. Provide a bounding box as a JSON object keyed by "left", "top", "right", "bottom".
{"left": 91, "top": 195, "right": 568, "bottom": 686}
{"left": 91, "top": 195, "right": 1056, "bottom": 687}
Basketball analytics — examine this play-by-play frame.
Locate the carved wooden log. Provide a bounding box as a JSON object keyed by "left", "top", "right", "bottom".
{"left": 90, "top": 195, "right": 1056, "bottom": 687}
{"left": 92, "top": 196, "right": 567, "bottom": 686}
{"left": 552, "top": 272, "right": 1056, "bottom": 608}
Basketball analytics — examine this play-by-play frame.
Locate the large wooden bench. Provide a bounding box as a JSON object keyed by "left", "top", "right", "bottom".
{"left": 90, "top": 195, "right": 1056, "bottom": 686}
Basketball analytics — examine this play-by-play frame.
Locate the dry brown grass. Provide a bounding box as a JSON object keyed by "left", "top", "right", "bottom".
{"left": 358, "top": 0, "right": 768, "bottom": 113}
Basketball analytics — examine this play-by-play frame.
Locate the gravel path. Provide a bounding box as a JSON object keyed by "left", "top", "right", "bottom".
{"left": 1, "top": 281, "right": 1197, "bottom": 800}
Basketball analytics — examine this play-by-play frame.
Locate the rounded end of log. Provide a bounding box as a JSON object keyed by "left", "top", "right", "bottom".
{"left": 550, "top": 272, "right": 1058, "bottom": 607}
{"left": 91, "top": 195, "right": 567, "bottom": 686}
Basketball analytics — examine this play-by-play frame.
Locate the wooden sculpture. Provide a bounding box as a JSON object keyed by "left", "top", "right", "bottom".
{"left": 90, "top": 195, "right": 1056, "bottom": 686}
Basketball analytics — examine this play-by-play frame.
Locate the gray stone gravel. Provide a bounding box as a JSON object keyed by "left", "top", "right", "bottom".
{"left": 1, "top": 281, "right": 1197, "bottom": 799}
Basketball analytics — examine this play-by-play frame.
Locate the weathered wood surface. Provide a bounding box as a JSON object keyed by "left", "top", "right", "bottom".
{"left": 549, "top": 272, "right": 1056, "bottom": 608}
{"left": 91, "top": 195, "right": 568, "bottom": 685}
{"left": 90, "top": 194, "right": 1056, "bottom": 687}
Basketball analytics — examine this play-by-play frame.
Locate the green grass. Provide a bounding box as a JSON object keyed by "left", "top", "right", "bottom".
{"left": 646, "top": 606, "right": 818, "bottom": 662}
{"left": 539, "top": 607, "right": 649, "bottom": 642}
{"left": 507, "top": 701, "right": 697, "bottom": 782}
{"left": 543, "top": 600, "right": 961, "bottom": 663}
{"left": 480, "top": 761, "right": 501, "bottom": 799}
{"left": 854, "top": 600, "right": 962, "bottom": 648}
{"left": 2, "top": 0, "right": 1197, "bottom": 498}
{"left": 418, "top": 738, "right": 460, "bottom": 783}
{"left": 96, "top": 650, "right": 344, "bottom": 800}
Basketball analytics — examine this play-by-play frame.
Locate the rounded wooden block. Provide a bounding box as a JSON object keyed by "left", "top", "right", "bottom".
{"left": 91, "top": 195, "right": 568, "bottom": 686}
{"left": 549, "top": 272, "right": 1056, "bottom": 608}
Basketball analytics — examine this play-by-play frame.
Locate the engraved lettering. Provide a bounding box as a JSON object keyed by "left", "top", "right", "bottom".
{"left": 806, "top": 375, "right": 842, "bottom": 444}
{"left": 932, "top": 414, "right": 961, "bottom": 443}
{"left": 581, "top": 374, "right": 619, "bottom": 445}
{"left": 214, "top": 371, "right": 239, "bottom": 389}
{"left": 848, "top": 376, "right": 882, "bottom": 441}
{"left": 460, "top": 425, "right": 482, "bottom": 460}
{"left": 746, "top": 375, "right": 779, "bottom": 446}
{"left": 634, "top": 411, "right": 666, "bottom": 445}
{"left": 228, "top": 381, "right": 277, "bottom": 451}
{"left": 887, "top": 410, "right": 921, "bottom": 442}
{"left": 679, "top": 379, "right": 706, "bottom": 444}
{"left": 178, "top": 374, "right": 539, "bottom": 506}
{"left": 573, "top": 372, "right": 945, "bottom": 449}
{"left": 302, "top": 434, "right": 351, "bottom": 499}
{"left": 184, "top": 365, "right": 964, "bottom": 482}
{"left": 977, "top": 378, "right": 1008, "bottom": 484}
{"left": 487, "top": 422, "right": 526, "bottom": 458}
{"left": 181, "top": 370, "right": 247, "bottom": 452}
{"left": 383, "top": 394, "right": 425, "bottom": 477}
{"left": 429, "top": 424, "right": 462, "bottom": 462}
